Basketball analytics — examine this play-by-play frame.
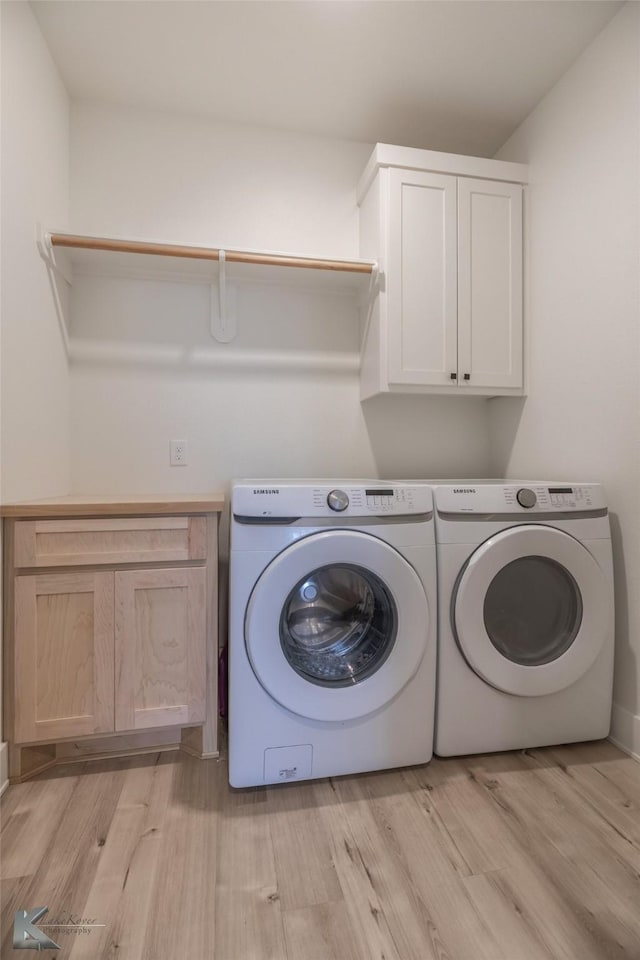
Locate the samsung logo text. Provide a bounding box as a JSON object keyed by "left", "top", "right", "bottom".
{"left": 253, "top": 489, "right": 280, "bottom": 495}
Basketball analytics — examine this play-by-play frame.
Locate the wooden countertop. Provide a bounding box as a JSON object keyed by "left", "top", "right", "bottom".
{"left": 0, "top": 492, "right": 225, "bottom": 518}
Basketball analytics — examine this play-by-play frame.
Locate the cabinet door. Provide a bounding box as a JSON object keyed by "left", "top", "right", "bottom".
{"left": 115, "top": 567, "right": 206, "bottom": 731}
{"left": 457, "top": 178, "right": 523, "bottom": 390}
{"left": 387, "top": 168, "right": 458, "bottom": 386}
{"left": 13, "top": 572, "right": 115, "bottom": 743}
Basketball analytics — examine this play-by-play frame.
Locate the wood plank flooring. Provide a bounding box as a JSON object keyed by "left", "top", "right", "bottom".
{"left": 2, "top": 739, "right": 640, "bottom": 959}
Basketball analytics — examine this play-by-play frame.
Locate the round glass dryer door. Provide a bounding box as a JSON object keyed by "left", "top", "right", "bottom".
{"left": 245, "top": 530, "right": 430, "bottom": 721}
{"left": 453, "top": 525, "right": 611, "bottom": 696}
{"left": 483, "top": 556, "right": 583, "bottom": 667}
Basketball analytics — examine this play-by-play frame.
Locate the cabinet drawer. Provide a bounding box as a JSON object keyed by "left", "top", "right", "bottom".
{"left": 14, "top": 516, "right": 207, "bottom": 568}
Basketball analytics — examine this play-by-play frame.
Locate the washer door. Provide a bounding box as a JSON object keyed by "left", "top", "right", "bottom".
{"left": 453, "top": 525, "right": 610, "bottom": 696}
{"left": 245, "top": 530, "right": 430, "bottom": 721}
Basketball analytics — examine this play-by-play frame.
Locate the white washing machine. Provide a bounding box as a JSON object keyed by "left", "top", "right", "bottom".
{"left": 433, "top": 481, "right": 614, "bottom": 756}
{"left": 228, "top": 480, "right": 437, "bottom": 787}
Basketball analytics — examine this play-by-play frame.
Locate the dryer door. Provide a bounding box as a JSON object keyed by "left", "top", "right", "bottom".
{"left": 453, "top": 525, "right": 611, "bottom": 696}
{"left": 245, "top": 530, "right": 430, "bottom": 721}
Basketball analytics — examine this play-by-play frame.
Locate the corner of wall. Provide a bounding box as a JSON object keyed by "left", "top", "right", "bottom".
{"left": 1, "top": 0, "right": 72, "bottom": 792}
{"left": 0, "top": 742, "right": 8, "bottom": 796}
{"left": 610, "top": 703, "right": 640, "bottom": 763}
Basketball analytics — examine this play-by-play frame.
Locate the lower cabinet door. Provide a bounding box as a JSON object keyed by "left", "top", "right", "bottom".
{"left": 114, "top": 566, "right": 207, "bottom": 731}
{"left": 13, "top": 572, "right": 115, "bottom": 743}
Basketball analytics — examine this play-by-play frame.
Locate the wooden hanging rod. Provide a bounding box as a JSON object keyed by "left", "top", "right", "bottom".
{"left": 49, "top": 234, "right": 375, "bottom": 275}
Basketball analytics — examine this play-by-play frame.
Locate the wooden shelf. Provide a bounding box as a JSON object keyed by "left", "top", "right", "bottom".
{"left": 51, "top": 233, "right": 374, "bottom": 274}
{"left": 39, "top": 229, "right": 378, "bottom": 351}
{"left": 47, "top": 232, "right": 376, "bottom": 292}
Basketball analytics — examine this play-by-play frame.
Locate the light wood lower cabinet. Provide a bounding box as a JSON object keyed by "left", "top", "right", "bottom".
{"left": 3, "top": 505, "right": 220, "bottom": 782}
{"left": 115, "top": 567, "right": 206, "bottom": 731}
{"left": 14, "top": 571, "right": 115, "bottom": 742}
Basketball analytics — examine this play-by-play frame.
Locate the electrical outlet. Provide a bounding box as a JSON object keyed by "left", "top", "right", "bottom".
{"left": 170, "top": 440, "right": 187, "bottom": 466}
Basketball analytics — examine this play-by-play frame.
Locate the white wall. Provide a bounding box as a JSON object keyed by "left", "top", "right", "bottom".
{"left": 1, "top": 1, "right": 70, "bottom": 500}
{"left": 0, "top": 0, "right": 70, "bottom": 790}
{"left": 490, "top": 2, "right": 640, "bottom": 755}
{"left": 68, "top": 104, "right": 491, "bottom": 495}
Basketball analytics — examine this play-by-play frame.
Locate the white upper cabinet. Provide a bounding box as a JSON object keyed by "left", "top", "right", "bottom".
{"left": 387, "top": 168, "right": 458, "bottom": 388}
{"left": 358, "top": 144, "right": 527, "bottom": 399}
{"left": 457, "top": 178, "right": 523, "bottom": 391}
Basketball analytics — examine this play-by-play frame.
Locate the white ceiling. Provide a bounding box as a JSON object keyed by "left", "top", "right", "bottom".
{"left": 32, "top": 0, "right": 623, "bottom": 157}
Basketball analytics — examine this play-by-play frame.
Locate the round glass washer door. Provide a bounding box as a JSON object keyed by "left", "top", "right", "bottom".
{"left": 280, "top": 563, "right": 396, "bottom": 688}
{"left": 245, "top": 530, "right": 430, "bottom": 721}
{"left": 453, "top": 525, "right": 611, "bottom": 696}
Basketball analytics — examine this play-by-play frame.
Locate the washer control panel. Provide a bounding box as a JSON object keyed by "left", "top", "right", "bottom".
{"left": 232, "top": 482, "right": 433, "bottom": 518}
{"left": 434, "top": 482, "right": 605, "bottom": 515}
{"left": 309, "top": 484, "right": 426, "bottom": 516}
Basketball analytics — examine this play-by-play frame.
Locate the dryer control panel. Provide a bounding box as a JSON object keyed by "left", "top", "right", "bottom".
{"left": 434, "top": 482, "right": 606, "bottom": 515}
{"left": 232, "top": 481, "right": 433, "bottom": 519}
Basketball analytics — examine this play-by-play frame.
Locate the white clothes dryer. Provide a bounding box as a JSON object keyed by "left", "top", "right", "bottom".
{"left": 228, "top": 480, "right": 437, "bottom": 787}
{"left": 433, "top": 482, "right": 614, "bottom": 756}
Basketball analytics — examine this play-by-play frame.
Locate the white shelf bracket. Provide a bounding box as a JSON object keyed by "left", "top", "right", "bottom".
{"left": 360, "top": 262, "right": 383, "bottom": 348}
{"left": 210, "top": 250, "right": 237, "bottom": 343}
{"left": 36, "top": 226, "right": 71, "bottom": 354}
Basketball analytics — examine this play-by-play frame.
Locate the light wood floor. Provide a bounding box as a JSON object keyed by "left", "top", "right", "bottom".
{"left": 2, "top": 738, "right": 640, "bottom": 959}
